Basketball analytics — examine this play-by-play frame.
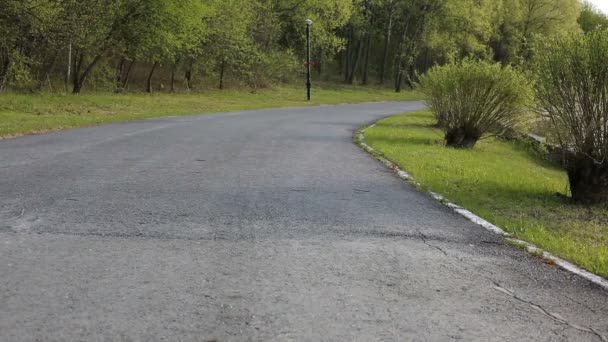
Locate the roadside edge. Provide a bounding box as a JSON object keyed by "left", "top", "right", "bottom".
{"left": 355, "top": 123, "right": 608, "bottom": 291}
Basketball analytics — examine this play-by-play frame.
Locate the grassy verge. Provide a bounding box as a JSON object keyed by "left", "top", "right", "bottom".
{"left": 0, "top": 83, "right": 421, "bottom": 138}
{"left": 364, "top": 110, "right": 608, "bottom": 278}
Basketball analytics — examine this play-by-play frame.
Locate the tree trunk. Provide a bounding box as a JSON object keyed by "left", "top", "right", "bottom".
{"left": 146, "top": 62, "right": 159, "bottom": 93}
{"left": 347, "top": 39, "right": 363, "bottom": 84}
{"left": 121, "top": 60, "right": 135, "bottom": 90}
{"left": 361, "top": 3, "right": 373, "bottom": 86}
{"left": 116, "top": 57, "right": 126, "bottom": 91}
{"left": 72, "top": 52, "right": 103, "bottom": 94}
{"left": 185, "top": 60, "right": 193, "bottom": 91}
{"left": 394, "top": 19, "right": 410, "bottom": 92}
{"left": 567, "top": 155, "right": 608, "bottom": 204}
{"left": 0, "top": 54, "right": 10, "bottom": 92}
{"left": 344, "top": 26, "right": 353, "bottom": 82}
{"left": 395, "top": 69, "right": 403, "bottom": 92}
{"left": 445, "top": 127, "right": 481, "bottom": 149}
{"left": 405, "top": 63, "right": 415, "bottom": 89}
{"left": 72, "top": 53, "right": 84, "bottom": 94}
{"left": 219, "top": 59, "right": 225, "bottom": 90}
{"left": 380, "top": 10, "right": 393, "bottom": 85}
{"left": 170, "top": 64, "right": 176, "bottom": 93}
{"left": 362, "top": 31, "right": 372, "bottom": 85}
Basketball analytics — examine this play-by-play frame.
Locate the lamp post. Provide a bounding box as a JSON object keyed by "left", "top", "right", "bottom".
{"left": 305, "top": 19, "right": 313, "bottom": 101}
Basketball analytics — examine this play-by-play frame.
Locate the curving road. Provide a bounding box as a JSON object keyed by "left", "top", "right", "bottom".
{"left": 1, "top": 102, "right": 607, "bottom": 341}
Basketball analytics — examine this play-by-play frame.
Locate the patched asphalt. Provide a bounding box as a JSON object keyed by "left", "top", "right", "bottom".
{"left": 1, "top": 102, "right": 607, "bottom": 341}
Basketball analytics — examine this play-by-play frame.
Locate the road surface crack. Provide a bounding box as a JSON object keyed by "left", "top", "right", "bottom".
{"left": 562, "top": 294, "right": 598, "bottom": 314}
{"left": 354, "top": 188, "right": 371, "bottom": 193}
{"left": 6, "top": 209, "right": 25, "bottom": 222}
{"left": 492, "top": 282, "right": 607, "bottom": 342}
{"left": 418, "top": 232, "right": 448, "bottom": 256}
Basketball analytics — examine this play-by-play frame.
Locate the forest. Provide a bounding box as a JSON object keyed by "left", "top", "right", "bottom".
{"left": 0, "top": 0, "right": 607, "bottom": 94}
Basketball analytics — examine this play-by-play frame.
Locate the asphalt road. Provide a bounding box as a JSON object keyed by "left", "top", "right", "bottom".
{"left": 1, "top": 102, "right": 607, "bottom": 341}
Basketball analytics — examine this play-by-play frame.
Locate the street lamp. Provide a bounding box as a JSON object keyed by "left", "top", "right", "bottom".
{"left": 305, "top": 19, "right": 313, "bottom": 101}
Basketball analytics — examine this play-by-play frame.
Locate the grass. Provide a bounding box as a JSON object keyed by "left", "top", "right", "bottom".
{"left": 364, "top": 110, "right": 608, "bottom": 279}
{"left": 0, "top": 83, "right": 421, "bottom": 138}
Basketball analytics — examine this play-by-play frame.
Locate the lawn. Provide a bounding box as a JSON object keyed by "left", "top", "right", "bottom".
{"left": 364, "top": 110, "right": 608, "bottom": 278}
{"left": 0, "top": 83, "right": 421, "bottom": 138}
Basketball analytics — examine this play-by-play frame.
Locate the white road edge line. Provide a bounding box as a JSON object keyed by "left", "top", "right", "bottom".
{"left": 357, "top": 126, "right": 608, "bottom": 291}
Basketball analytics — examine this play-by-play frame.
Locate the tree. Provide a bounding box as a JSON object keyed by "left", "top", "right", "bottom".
{"left": 0, "top": 0, "right": 63, "bottom": 91}
{"left": 123, "top": 0, "right": 206, "bottom": 92}
{"left": 578, "top": 1, "right": 608, "bottom": 32}
{"left": 0, "top": 0, "right": 590, "bottom": 93}
{"left": 59, "top": 0, "right": 152, "bottom": 93}
{"left": 491, "top": 0, "right": 580, "bottom": 64}
{"left": 535, "top": 30, "right": 608, "bottom": 204}
{"left": 392, "top": 0, "right": 443, "bottom": 92}
{"left": 418, "top": 59, "right": 532, "bottom": 148}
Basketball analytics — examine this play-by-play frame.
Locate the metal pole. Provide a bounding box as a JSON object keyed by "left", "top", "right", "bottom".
{"left": 306, "top": 20, "right": 312, "bottom": 101}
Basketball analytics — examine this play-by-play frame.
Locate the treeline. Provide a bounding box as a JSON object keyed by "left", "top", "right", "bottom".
{"left": 1, "top": 0, "right": 606, "bottom": 94}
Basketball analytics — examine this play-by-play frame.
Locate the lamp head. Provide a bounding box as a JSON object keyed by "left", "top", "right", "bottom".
{"left": 305, "top": 19, "right": 313, "bottom": 25}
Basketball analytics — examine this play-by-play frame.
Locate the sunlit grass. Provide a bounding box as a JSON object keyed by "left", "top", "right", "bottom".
{"left": 365, "top": 110, "right": 608, "bottom": 278}
{"left": 0, "top": 83, "right": 421, "bottom": 137}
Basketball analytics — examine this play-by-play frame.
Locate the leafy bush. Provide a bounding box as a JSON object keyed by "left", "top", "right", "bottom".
{"left": 417, "top": 59, "right": 532, "bottom": 148}
{"left": 535, "top": 30, "right": 608, "bottom": 205}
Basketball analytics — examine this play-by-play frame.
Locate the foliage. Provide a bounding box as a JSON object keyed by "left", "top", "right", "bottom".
{"left": 417, "top": 59, "right": 532, "bottom": 148}
{"left": 492, "top": 0, "right": 581, "bottom": 64}
{"left": 578, "top": 1, "right": 608, "bottom": 32}
{"left": 534, "top": 29, "right": 608, "bottom": 204}
{"left": 0, "top": 0, "right": 586, "bottom": 93}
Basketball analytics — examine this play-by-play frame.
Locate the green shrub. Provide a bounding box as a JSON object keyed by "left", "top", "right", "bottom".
{"left": 534, "top": 29, "right": 608, "bottom": 205}
{"left": 417, "top": 59, "right": 532, "bottom": 148}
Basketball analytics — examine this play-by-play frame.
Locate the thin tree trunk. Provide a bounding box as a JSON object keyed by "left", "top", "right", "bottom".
{"left": 122, "top": 60, "right": 135, "bottom": 90}
{"left": 362, "top": 30, "right": 372, "bottom": 85}
{"left": 146, "top": 61, "right": 159, "bottom": 93}
{"left": 405, "top": 63, "right": 415, "bottom": 89}
{"left": 65, "top": 41, "right": 72, "bottom": 92}
{"left": 46, "top": 74, "right": 53, "bottom": 92}
{"left": 361, "top": 2, "right": 373, "bottom": 86}
{"left": 115, "top": 57, "right": 126, "bottom": 92}
{"left": 395, "top": 69, "right": 403, "bottom": 92}
{"left": 72, "top": 52, "right": 83, "bottom": 94}
{"left": 0, "top": 54, "right": 11, "bottom": 92}
{"left": 114, "top": 57, "right": 127, "bottom": 92}
{"left": 394, "top": 20, "right": 410, "bottom": 92}
{"left": 185, "top": 60, "right": 193, "bottom": 91}
{"left": 72, "top": 52, "right": 103, "bottom": 94}
{"left": 344, "top": 26, "right": 353, "bottom": 82}
{"left": 170, "top": 64, "right": 176, "bottom": 93}
{"left": 219, "top": 59, "right": 225, "bottom": 90}
{"left": 347, "top": 38, "right": 363, "bottom": 84}
{"left": 380, "top": 10, "right": 393, "bottom": 84}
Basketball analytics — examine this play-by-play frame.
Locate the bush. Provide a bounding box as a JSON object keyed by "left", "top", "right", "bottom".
{"left": 417, "top": 59, "right": 532, "bottom": 148}
{"left": 534, "top": 30, "right": 608, "bottom": 205}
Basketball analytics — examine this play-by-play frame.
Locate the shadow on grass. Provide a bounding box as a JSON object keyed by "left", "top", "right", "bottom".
{"left": 510, "top": 140, "right": 566, "bottom": 173}
{"left": 404, "top": 111, "right": 434, "bottom": 119}
{"left": 368, "top": 135, "right": 443, "bottom": 147}
{"left": 458, "top": 178, "right": 570, "bottom": 205}
{"left": 374, "top": 122, "right": 437, "bottom": 129}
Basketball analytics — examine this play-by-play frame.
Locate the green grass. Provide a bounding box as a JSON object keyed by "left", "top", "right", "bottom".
{"left": 0, "top": 83, "right": 421, "bottom": 138}
{"left": 365, "top": 110, "right": 608, "bottom": 278}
